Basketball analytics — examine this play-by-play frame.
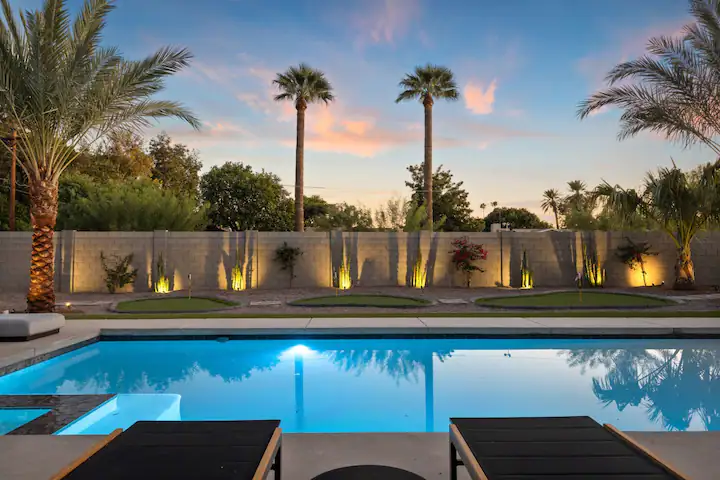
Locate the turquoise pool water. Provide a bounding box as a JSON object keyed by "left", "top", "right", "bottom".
{"left": 0, "top": 408, "right": 49, "bottom": 434}
{"left": 0, "top": 338, "right": 717, "bottom": 434}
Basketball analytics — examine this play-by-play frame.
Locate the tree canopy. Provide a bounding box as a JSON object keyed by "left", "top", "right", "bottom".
{"left": 149, "top": 133, "right": 202, "bottom": 199}
{"left": 200, "top": 162, "right": 294, "bottom": 231}
{"left": 483, "top": 207, "right": 552, "bottom": 231}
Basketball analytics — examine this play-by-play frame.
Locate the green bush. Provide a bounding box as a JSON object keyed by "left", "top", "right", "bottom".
{"left": 100, "top": 252, "right": 138, "bottom": 293}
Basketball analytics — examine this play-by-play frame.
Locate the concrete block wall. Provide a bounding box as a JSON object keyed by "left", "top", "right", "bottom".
{"left": 0, "top": 230, "right": 718, "bottom": 292}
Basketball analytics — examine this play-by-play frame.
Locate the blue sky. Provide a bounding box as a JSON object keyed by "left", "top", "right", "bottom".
{"left": 17, "top": 0, "right": 713, "bottom": 219}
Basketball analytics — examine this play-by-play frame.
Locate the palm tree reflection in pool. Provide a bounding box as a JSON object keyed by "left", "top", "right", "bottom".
{"left": 562, "top": 347, "right": 720, "bottom": 431}
{"left": 323, "top": 346, "right": 454, "bottom": 431}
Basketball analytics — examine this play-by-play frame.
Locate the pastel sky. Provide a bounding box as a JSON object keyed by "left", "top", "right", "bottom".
{"left": 17, "top": 0, "right": 715, "bottom": 220}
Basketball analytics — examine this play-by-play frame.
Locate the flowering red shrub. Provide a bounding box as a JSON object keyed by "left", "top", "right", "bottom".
{"left": 450, "top": 237, "right": 488, "bottom": 286}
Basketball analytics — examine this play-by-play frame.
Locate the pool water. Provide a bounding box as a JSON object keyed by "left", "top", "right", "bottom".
{"left": 0, "top": 408, "right": 50, "bottom": 434}
{"left": 0, "top": 338, "right": 718, "bottom": 434}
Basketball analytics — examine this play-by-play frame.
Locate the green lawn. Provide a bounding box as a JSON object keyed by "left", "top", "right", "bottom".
{"left": 114, "top": 297, "right": 237, "bottom": 313}
{"left": 290, "top": 294, "right": 430, "bottom": 308}
{"left": 476, "top": 292, "right": 672, "bottom": 308}
{"left": 66, "top": 310, "right": 718, "bottom": 320}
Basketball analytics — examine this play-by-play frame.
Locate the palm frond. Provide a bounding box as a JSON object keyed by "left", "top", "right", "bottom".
{"left": 272, "top": 63, "right": 335, "bottom": 107}
{"left": 396, "top": 63, "right": 459, "bottom": 103}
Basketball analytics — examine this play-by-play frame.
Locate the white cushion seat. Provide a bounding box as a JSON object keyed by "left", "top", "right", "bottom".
{"left": 0, "top": 313, "right": 65, "bottom": 340}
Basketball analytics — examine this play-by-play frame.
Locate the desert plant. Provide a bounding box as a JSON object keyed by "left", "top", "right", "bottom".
{"left": 410, "top": 250, "right": 427, "bottom": 289}
{"left": 231, "top": 248, "right": 245, "bottom": 291}
{"left": 520, "top": 250, "right": 533, "bottom": 289}
{"left": 582, "top": 240, "right": 606, "bottom": 287}
{"left": 275, "top": 242, "right": 303, "bottom": 287}
{"left": 100, "top": 252, "right": 138, "bottom": 293}
{"left": 0, "top": 0, "right": 199, "bottom": 312}
{"left": 336, "top": 259, "right": 352, "bottom": 290}
{"left": 154, "top": 253, "right": 170, "bottom": 294}
{"left": 450, "top": 237, "right": 488, "bottom": 287}
{"left": 616, "top": 237, "right": 658, "bottom": 287}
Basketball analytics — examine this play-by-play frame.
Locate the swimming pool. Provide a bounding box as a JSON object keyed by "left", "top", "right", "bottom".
{"left": 0, "top": 338, "right": 717, "bottom": 434}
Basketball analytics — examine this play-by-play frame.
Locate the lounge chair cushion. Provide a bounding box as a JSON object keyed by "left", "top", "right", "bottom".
{"left": 452, "top": 416, "right": 680, "bottom": 479}
{"left": 0, "top": 313, "right": 65, "bottom": 339}
{"left": 63, "top": 420, "right": 280, "bottom": 480}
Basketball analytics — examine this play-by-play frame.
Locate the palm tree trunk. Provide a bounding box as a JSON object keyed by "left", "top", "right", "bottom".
{"left": 27, "top": 177, "right": 59, "bottom": 313}
{"left": 674, "top": 243, "right": 695, "bottom": 289}
{"left": 295, "top": 100, "right": 307, "bottom": 232}
{"left": 423, "top": 95, "right": 434, "bottom": 231}
{"left": 553, "top": 208, "right": 559, "bottom": 230}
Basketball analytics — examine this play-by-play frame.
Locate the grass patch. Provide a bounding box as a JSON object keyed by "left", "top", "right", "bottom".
{"left": 114, "top": 296, "right": 237, "bottom": 313}
{"left": 476, "top": 292, "right": 672, "bottom": 309}
{"left": 66, "top": 310, "right": 719, "bottom": 320}
{"left": 290, "top": 294, "right": 431, "bottom": 308}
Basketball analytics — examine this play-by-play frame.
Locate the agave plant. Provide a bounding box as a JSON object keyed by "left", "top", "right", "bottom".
{"left": 0, "top": 0, "right": 199, "bottom": 311}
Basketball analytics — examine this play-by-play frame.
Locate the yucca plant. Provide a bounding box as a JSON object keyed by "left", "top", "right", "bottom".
{"left": 410, "top": 250, "right": 427, "bottom": 289}
{"left": 582, "top": 240, "right": 606, "bottom": 288}
{"left": 0, "top": 0, "right": 199, "bottom": 311}
{"left": 154, "top": 252, "right": 170, "bottom": 294}
{"left": 231, "top": 248, "right": 245, "bottom": 291}
{"left": 520, "top": 249, "right": 533, "bottom": 289}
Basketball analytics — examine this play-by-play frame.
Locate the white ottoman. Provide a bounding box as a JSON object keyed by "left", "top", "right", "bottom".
{"left": 0, "top": 313, "right": 65, "bottom": 341}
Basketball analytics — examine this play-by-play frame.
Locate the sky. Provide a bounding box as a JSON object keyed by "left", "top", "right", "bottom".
{"left": 16, "top": 0, "right": 716, "bottom": 220}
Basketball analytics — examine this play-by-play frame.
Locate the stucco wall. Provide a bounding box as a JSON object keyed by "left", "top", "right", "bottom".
{"left": 0, "top": 230, "right": 718, "bottom": 292}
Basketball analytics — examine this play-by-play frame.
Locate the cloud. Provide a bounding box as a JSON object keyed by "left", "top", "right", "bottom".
{"left": 464, "top": 80, "right": 497, "bottom": 115}
{"left": 349, "top": 0, "right": 422, "bottom": 47}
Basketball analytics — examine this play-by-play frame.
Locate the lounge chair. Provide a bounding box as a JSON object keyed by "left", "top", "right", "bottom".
{"left": 449, "top": 416, "right": 687, "bottom": 480}
{"left": 0, "top": 313, "right": 64, "bottom": 341}
{"left": 52, "top": 420, "right": 282, "bottom": 480}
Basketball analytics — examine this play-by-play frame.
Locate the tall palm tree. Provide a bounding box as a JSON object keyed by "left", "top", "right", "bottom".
{"left": 577, "top": 0, "right": 720, "bottom": 154}
{"left": 396, "top": 64, "right": 459, "bottom": 231}
{"left": 0, "top": 0, "right": 199, "bottom": 312}
{"left": 565, "top": 180, "right": 587, "bottom": 211}
{"left": 596, "top": 161, "right": 720, "bottom": 288}
{"left": 479, "top": 203, "right": 486, "bottom": 217}
{"left": 540, "top": 189, "right": 561, "bottom": 229}
{"left": 273, "top": 64, "right": 334, "bottom": 232}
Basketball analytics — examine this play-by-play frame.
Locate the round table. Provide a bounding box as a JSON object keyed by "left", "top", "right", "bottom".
{"left": 311, "top": 465, "right": 426, "bottom": 480}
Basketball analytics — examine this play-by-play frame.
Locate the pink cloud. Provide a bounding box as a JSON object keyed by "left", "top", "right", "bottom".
{"left": 464, "top": 80, "right": 497, "bottom": 115}
{"left": 350, "top": 0, "right": 422, "bottom": 47}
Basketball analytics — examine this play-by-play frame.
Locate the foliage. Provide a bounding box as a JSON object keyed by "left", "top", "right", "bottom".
{"left": 582, "top": 239, "right": 606, "bottom": 287}
{"left": 231, "top": 248, "right": 245, "bottom": 291}
{"left": 520, "top": 250, "right": 533, "bottom": 289}
{"left": 315, "top": 202, "right": 374, "bottom": 231}
{"left": 406, "top": 164, "right": 483, "bottom": 231}
{"left": 616, "top": 237, "right": 658, "bottom": 287}
{"left": 410, "top": 251, "right": 427, "bottom": 289}
{"left": 596, "top": 161, "right": 720, "bottom": 288}
{"left": 68, "top": 132, "right": 153, "bottom": 182}
{"left": 449, "top": 237, "right": 488, "bottom": 287}
{"left": 0, "top": 0, "right": 198, "bottom": 312}
{"left": 483, "top": 207, "right": 552, "bottom": 231}
{"left": 578, "top": 0, "right": 720, "bottom": 155}
{"left": 149, "top": 133, "right": 202, "bottom": 199}
{"left": 274, "top": 242, "right": 303, "bottom": 287}
{"left": 304, "top": 195, "right": 332, "bottom": 228}
{"left": 56, "top": 177, "right": 206, "bottom": 231}
{"left": 403, "top": 201, "right": 446, "bottom": 232}
{"left": 333, "top": 241, "right": 352, "bottom": 290}
{"left": 100, "top": 252, "right": 138, "bottom": 294}
{"left": 200, "top": 162, "right": 294, "bottom": 231}
{"left": 541, "top": 189, "right": 562, "bottom": 229}
{"left": 374, "top": 197, "right": 409, "bottom": 231}
{"left": 154, "top": 253, "right": 170, "bottom": 294}
{"left": 395, "top": 64, "right": 460, "bottom": 103}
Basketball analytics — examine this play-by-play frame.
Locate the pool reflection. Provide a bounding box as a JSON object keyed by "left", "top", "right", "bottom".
{"left": 0, "top": 339, "right": 717, "bottom": 433}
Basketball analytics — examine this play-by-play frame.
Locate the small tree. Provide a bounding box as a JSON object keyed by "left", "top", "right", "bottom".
{"left": 100, "top": 252, "right": 138, "bottom": 293}
{"left": 616, "top": 237, "right": 658, "bottom": 287}
{"left": 449, "top": 237, "right": 488, "bottom": 287}
{"left": 275, "top": 242, "right": 303, "bottom": 287}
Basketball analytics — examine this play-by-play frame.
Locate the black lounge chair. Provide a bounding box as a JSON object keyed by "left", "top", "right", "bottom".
{"left": 449, "top": 416, "right": 688, "bottom": 480}
{"left": 52, "top": 420, "right": 282, "bottom": 480}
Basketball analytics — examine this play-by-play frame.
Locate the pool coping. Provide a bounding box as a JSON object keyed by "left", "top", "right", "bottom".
{"left": 1, "top": 316, "right": 719, "bottom": 377}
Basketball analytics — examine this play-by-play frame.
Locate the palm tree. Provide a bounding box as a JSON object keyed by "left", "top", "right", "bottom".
{"left": 479, "top": 203, "right": 486, "bottom": 217}
{"left": 577, "top": 0, "right": 720, "bottom": 154}
{"left": 540, "top": 189, "right": 561, "bottom": 229}
{"left": 565, "top": 180, "right": 587, "bottom": 211}
{"left": 273, "top": 64, "right": 334, "bottom": 232}
{"left": 396, "top": 64, "right": 459, "bottom": 231}
{"left": 0, "top": 0, "right": 199, "bottom": 312}
{"left": 596, "top": 161, "right": 720, "bottom": 289}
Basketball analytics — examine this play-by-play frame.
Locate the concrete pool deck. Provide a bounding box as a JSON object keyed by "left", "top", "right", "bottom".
{"left": 1, "top": 316, "right": 720, "bottom": 373}
{"left": 0, "top": 431, "right": 718, "bottom": 479}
